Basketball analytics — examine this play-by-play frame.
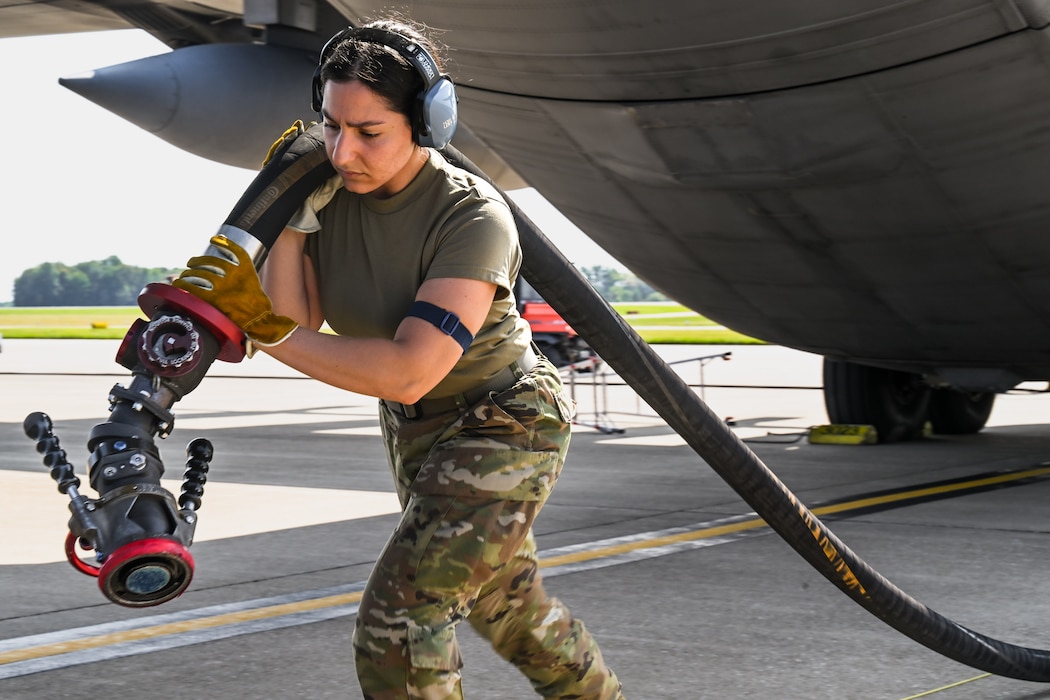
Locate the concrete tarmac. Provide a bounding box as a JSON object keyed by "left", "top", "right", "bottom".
{"left": 2, "top": 339, "right": 1050, "bottom": 699}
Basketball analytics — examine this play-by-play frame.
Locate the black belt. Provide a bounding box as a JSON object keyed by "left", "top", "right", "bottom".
{"left": 385, "top": 345, "right": 540, "bottom": 419}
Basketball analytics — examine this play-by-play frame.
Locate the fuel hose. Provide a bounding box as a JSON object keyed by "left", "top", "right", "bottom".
{"left": 438, "top": 144, "right": 1050, "bottom": 682}
{"left": 222, "top": 121, "right": 336, "bottom": 251}
{"left": 210, "top": 121, "right": 1050, "bottom": 680}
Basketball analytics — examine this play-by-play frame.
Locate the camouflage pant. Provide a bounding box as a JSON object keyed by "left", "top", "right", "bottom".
{"left": 356, "top": 357, "right": 624, "bottom": 699}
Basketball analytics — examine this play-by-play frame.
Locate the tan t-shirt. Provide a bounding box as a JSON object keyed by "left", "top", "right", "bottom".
{"left": 302, "top": 149, "right": 531, "bottom": 398}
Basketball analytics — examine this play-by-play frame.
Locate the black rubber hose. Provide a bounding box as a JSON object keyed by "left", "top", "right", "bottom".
{"left": 439, "top": 144, "right": 1050, "bottom": 681}
{"left": 210, "top": 124, "right": 1050, "bottom": 679}
{"left": 222, "top": 121, "right": 336, "bottom": 250}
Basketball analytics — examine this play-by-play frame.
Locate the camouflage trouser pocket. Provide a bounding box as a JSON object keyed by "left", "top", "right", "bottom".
{"left": 412, "top": 496, "right": 541, "bottom": 592}
{"left": 548, "top": 381, "right": 576, "bottom": 425}
{"left": 382, "top": 359, "right": 572, "bottom": 506}
{"left": 491, "top": 361, "right": 576, "bottom": 432}
{"left": 409, "top": 370, "right": 571, "bottom": 501}
{"left": 407, "top": 623, "right": 463, "bottom": 671}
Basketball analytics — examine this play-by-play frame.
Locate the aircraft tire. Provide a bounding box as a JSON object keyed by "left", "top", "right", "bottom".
{"left": 822, "top": 359, "right": 930, "bottom": 443}
{"left": 929, "top": 389, "right": 995, "bottom": 435}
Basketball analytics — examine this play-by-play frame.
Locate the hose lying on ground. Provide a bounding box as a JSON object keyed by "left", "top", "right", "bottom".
{"left": 439, "top": 144, "right": 1050, "bottom": 681}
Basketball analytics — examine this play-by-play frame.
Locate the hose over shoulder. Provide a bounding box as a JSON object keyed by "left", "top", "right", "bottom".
{"left": 222, "top": 121, "right": 336, "bottom": 250}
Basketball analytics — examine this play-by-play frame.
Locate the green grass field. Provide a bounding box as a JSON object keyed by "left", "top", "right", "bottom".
{"left": 0, "top": 307, "right": 147, "bottom": 339}
{"left": 611, "top": 302, "right": 763, "bottom": 344}
{"left": 0, "top": 303, "right": 762, "bottom": 344}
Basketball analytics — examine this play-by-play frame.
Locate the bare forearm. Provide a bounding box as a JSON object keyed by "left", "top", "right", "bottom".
{"left": 255, "top": 277, "right": 494, "bottom": 404}
{"left": 261, "top": 327, "right": 451, "bottom": 403}
{"left": 261, "top": 229, "right": 322, "bottom": 329}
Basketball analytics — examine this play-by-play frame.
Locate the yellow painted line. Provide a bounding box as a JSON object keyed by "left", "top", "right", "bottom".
{"left": 0, "top": 591, "right": 362, "bottom": 666}
{"left": 540, "top": 465, "right": 1050, "bottom": 569}
{"left": 4, "top": 466, "right": 1048, "bottom": 668}
{"left": 811, "top": 465, "right": 1050, "bottom": 517}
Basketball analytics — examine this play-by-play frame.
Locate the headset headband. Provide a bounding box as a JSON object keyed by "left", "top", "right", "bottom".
{"left": 312, "top": 26, "right": 444, "bottom": 112}
{"left": 310, "top": 25, "right": 458, "bottom": 148}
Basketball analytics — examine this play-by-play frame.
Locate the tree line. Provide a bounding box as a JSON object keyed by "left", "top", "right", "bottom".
{"left": 11, "top": 258, "right": 665, "bottom": 307}
{"left": 580, "top": 266, "right": 667, "bottom": 302}
{"left": 13, "top": 257, "right": 181, "bottom": 307}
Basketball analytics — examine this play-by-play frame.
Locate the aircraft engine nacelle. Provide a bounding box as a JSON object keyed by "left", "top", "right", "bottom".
{"left": 57, "top": 40, "right": 528, "bottom": 187}
{"left": 59, "top": 43, "right": 318, "bottom": 170}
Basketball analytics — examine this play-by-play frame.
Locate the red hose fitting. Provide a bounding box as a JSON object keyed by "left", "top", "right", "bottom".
{"left": 96, "top": 537, "right": 195, "bottom": 607}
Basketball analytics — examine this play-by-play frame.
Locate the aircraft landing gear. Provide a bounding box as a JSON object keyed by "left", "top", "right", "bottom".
{"left": 822, "top": 358, "right": 997, "bottom": 441}
{"left": 929, "top": 388, "right": 996, "bottom": 435}
{"left": 822, "top": 358, "right": 931, "bottom": 442}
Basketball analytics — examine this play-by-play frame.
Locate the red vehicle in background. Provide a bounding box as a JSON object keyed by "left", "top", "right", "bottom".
{"left": 515, "top": 278, "right": 597, "bottom": 370}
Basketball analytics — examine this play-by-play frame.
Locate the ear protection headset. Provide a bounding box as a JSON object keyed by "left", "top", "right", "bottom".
{"left": 311, "top": 26, "right": 459, "bottom": 149}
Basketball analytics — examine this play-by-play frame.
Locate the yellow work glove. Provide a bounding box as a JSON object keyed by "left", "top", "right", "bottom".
{"left": 173, "top": 235, "right": 298, "bottom": 347}
{"left": 262, "top": 119, "right": 306, "bottom": 167}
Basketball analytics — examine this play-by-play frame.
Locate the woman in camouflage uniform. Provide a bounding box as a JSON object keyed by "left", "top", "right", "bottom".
{"left": 178, "top": 15, "right": 624, "bottom": 700}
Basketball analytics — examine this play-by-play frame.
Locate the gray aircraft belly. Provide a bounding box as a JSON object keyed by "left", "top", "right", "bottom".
{"left": 441, "top": 12, "right": 1050, "bottom": 380}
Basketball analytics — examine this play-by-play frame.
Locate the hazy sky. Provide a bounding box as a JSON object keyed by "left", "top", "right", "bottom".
{"left": 0, "top": 29, "right": 621, "bottom": 303}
